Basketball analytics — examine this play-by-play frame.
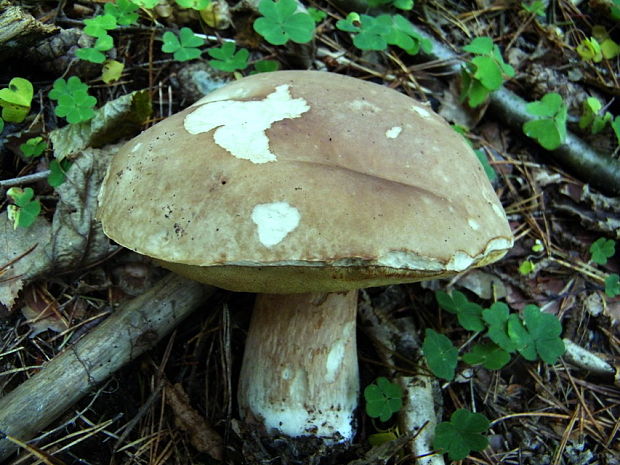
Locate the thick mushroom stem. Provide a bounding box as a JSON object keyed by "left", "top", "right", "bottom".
{"left": 238, "top": 290, "right": 359, "bottom": 444}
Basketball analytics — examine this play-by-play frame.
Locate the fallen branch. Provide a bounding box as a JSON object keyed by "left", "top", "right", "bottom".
{"left": 0, "top": 273, "right": 214, "bottom": 461}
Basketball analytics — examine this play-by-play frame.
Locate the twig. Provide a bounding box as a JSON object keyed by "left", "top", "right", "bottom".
{"left": 0, "top": 273, "right": 215, "bottom": 461}
{"left": 0, "top": 171, "right": 51, "bottom": 189}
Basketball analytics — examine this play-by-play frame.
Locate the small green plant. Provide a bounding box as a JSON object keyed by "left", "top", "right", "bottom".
{"left": 6, "top": 187, "right": 41, "bottom": 229}
{"left": 207, "top": 42, "right": 249, "bottom": 72}
{"left": 433, "top": 409, "right": 490, "bottom": 461}
{"left": 307, "top": 7, "right": 326, "bottom": 23}
{"left": 453, "top": 126, "right": 497, "bottom": 181}
{"left": 460, "top": 36, "right": 515, "bottom": 107}
{"left": 48, "top": 159, "right": 71, "bottom": 188}
{"left": 577, "top": 37, "right": 603, "bottom": 62}
{"left": 20, "top": 136, "right": 47, "bottom": 158}
{"left": 76, "top": 34, "right": 114, "bottom": 63}
{"left": 104, "top": 0, "right": 140, "bottom": 25}
{"left": 364, "top": 377, "right": 403, "bottom": 422}
{"left": 175, "top": 0, "right": 211, "bottom": 8}
{"left": 0, "top": 77, "right": 34, "bottom": 123}
{"left": 579, "top": 97, "right": 612, "bottom": 135}
{"left": 590, "top": 237, "right": 615, "bottom": 265}
{"left": 48, "top": 76, "right": 97, "bottom": 124}
{"left": 336, "top": 13, "right": 431, "bottom": 54}
{"left": 518, "top": 259, "right": 536, "bottom": 275}
{"left": 522, "top": 92, "right": 567, "bottom": 150}
{"left": 162, "top": 27, "right": 205, "bottom": 61}
{"left": 612, "top": 0, "right": 620, "bottom": 20}
{"left": 521, "top": 0, "right": 546, "bottom": 16}
{"left": 130, "top": 0, "right": 159, "bottom": 7}
{"left": 252, "top": 59, "right": 280, "bottom": 74}
{"left": 605, "top": 274, "right": 620, "bottom": 297}
{"left": 101, "top": 60, "right": 125, "bottom": 83}
{"left": 435, "top": 289, "right": 484, "bottom": 332}
{"left": 368, "top": 0, "right": 414, "bottom": 9}
{"left": 83, "top": 13, "right": 118, "bottom": 38}
{"left": 253, "top": 0, "right": 315, "bottom": 45}
{"left": 422, "top": 328, "right": 459, "bottom": 380}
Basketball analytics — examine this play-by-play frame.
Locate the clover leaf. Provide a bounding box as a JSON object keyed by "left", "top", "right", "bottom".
{"left": 435, "top": 290, "right": 485, "bottom": 332}
{"left": 613, "top": 116, "right": 620, "bottom": 144}
{"left": 6, "top": 187, "right": 41, "bottom": 229}
{"left": 307, "top": 7, "right": 326, "bottom": 23}
{"left": 433, "top": 409, "right": 489, "bottom": 461}
{"left": 131, "top": 0, "right": 159, "bottom": 7}
{"left": 0, "top": 77, "right": 34, "bottom": 123}
{"left": 521, "top": 0, "right": 546, "bottom": 16}
{"left": 364, "top": 377, "right": 403, "bottom": 422}
{"left": 474, "top": 148, "right": 497, "bottom": 181}
{"left": 176, "top": 0, "right": 211, "bottom": 9}
{"left": 482, "top": 302, "right": 518, "bottom": 353}
{"left": 104, "top": 0, "right": 139, "bottom": 25}
{"left": 48, "top": 159, "right": 71, "bottom": 188}
{"left": 253, "top": 0, "right": 315, "bottom": 45}
{"left": 422, "top": 328, "right": 458, "bottom": 380}
{"left": 509, "top": 305, "right": 565, "bottom": 364}
{"left": 605, "top": 274, "right": 620, "bottom": 297}
{"left": 162, "top": 27, "right": 204, "bottom": 61}
{"left": 207, "top": 42, "right": 249, "bottom": 72}
{"left": 49, "top": 76, "right": 97, "bottom": 124}
{"left": 579, "top": 97, "right": 612, "bottom": 135}
{"left": 20, "top": 136, "right": 47, "bottom": 158}
{"left": 83, "top": 14, "right": 117, "bottom": 38}
{"left": 523, "top": 92, "right": 567, "bottom": 150}
{"left": 252, "top": 59, "right": 280, "bottom": 74}
{"left": 590, "top": 238, "right": 616, "bottom": 265}
{"left": 101, "top": 60, "right": 125, "bottom": 83}
{"left": 463, "top": 342, "right": 511, "bottom": 370}
{"left": 76, "top": 34, "right": 114, "bottom": 63}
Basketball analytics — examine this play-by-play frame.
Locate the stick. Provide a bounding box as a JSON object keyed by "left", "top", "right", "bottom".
{"left": 0, "top": 273, "right": 215, "bottom": 461}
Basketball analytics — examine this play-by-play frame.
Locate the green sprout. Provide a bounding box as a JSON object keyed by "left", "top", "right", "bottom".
{"left": 433, "top": 409, "right": 490, "bottom": 461}
{"left": 253, "top": 0, "right": 315, "bottom": 45}
{"left": 104, "top": 0, "right": 140, "bottom": 25}
{"left": 307, "top": 7, "right": 326, "bottom": 23}
{"left": 523, "top": 92, "right": 567, "bottom": 150}
{"left": 460, "top": 36, "right": 515, "bottom": 107}
{"left": 20, "top": 136, "right": 47, "bottom": 158}
{"left": 48, "top": 159, "right": 72, "bottom": 188}
{"left": 175, "top": 0, "right": 211, "bottom": 8}
{"left": 162, "top": 27, "right": 205, "bottom": 61}
{"left": 364, "top": 377, "right": 403, "bottom": 422}
{"left": 76, "top": 34, "right": 114, "bottom": 63}
{"left": 48, "top": 76, "right": 97, "bottom": 124}
{"left": 336, "top": 13, "right": 431, "bottom": 54}
{"left": 518, "top": 259, "right": 536, "bottom": 275}
{"left": 0, "top": 77, "right": 34, "bottom": 123}
{"left": 590, "top": 238, "right": 615, "bottom": 265}
{"left": 521, "top": 0, "right": 546, "bottom": 16}
{"left": 605, "top": 274, "right": 620, "bottom": 297}
{"left": 577, "top": 37, "right": 603, "bottom": 62}
{"left": 579, "top": 98, "right": 612, "bottom": 135}
{"left": 207, "top": 42, "right": 249, "bottom": 72}
{"left": 6, "top": 187, "right": 41, "bottom": 229}
{"left": 422, "top": 328, "right": 458, "bottom": 380}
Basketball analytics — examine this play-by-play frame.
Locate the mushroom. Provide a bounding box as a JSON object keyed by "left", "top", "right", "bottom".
{"left": 97, "top": 71, "right": 513, "bottom": 446}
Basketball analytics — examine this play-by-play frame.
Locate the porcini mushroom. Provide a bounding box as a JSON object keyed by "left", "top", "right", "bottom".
{"left": 98, "top": 71, "right": 513, "bottom": 446}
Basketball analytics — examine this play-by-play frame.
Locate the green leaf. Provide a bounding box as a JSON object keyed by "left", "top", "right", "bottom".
{"left": 253, "top": 0, "right": 315, "bottom": 45}
{"left": 590, "top": 238, "right": 616, "bottom": 265}
{"left": 252, "top": 59, "right": 280, "bottom": 74}
{"left": 576, "top": 37, "right": 603, "bottom": 62}
{"left": 207, "top": 42, "right": 249, "bottom": 72}
{"left": 471, "top": 56, "right": 503, "bottom": 90}
{"left": 48, "top": 159, "right": 71, "bottom": 187}
{"left": 474, "top": 148, "right": 497, "bottom": 181}
{"left": 104, "top": 0, "right": 139, "bottom": 25}
{"left": 482, "top": 302, "right": 518, "bottom": 353}
{"left": 433, "top": 409, "right": 489, "bottom": 461}
{"left": 460, "top": 67, "right": 491, "bottom": 107}
{"left": 49, "top": 76, "right": 97, "bottom": 124}
{"left": 130, "top": 0, "right": 159, "bottom": 7}
{"left": 162, "top": 28, "right": 204, "bottom": 61}
{"left": 463, "top": 36, "right": 494, "bottom": 55}
{"left": 0, "top": 77, "right": 34, "bottom": 123}
{"left": 175, "top": 0, "right": 211, "bottom": 9}
{"left": 0, "top": 118, "right": 4, "bottom": 133}
{"left": 422, "top": 329, "right": 458, "bottom": 380}
{"left": 463, "top": 343, "right": 511, "bottom": 370}
{"left": 20, "top": 136, "right": 47, "bottom": 158}
{"left": 307, "top": 7, "right": 326, "bottom": 23}
{"left": 102, "top": 60, "right": 125, "bottom": 83}
{"left": 75, "top": 47, "right": 107, "bottom": 63}
{"left": 521, "top": 0, "right": 546, "bottom": 16}
{"left": 83, "top": 14, "right": 118, "bottom": 38}
{"left": 523, "top": 93, "right": 567, "bottom": 150}
{"left": 507, "top": 313, "right": 537, "bottom": 360}
{"left": 601, "top": 38, "right": 620, "bottom": 59}
{"left": 605, "top": 274, "right": 620, "bottom": 297}
{"left": 435, "top": 290, "right": 484, "bottom": 331}
{"left": 612, "top": 116, "right": 620, "bottom": 144}
{"left": 519, "top": 259, "right": 536, "bottom": 275}
{"left": 521, "top": 305, "right": 565, "bottom": 364}
{"left": 6, "top": 187, "right": 41, "bottom": 229}
{"left": 364, "top": 377, "right": 403, "bottom": 422}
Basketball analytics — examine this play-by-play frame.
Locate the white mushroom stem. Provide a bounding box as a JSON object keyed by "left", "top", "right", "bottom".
{"left": 238, "top": 291, "right": 360, "bottom": 443}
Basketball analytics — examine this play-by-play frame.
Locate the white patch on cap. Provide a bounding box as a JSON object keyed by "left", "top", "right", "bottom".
{"left": 131, "top": 142, "right": 142, "bottom": 153}
{"left": 468, "top": 218, "right": 481, "bottom": 230}
{"left": 184, "top": 85, "right": 310, "bottom": 163}
{"left": 385, "top": 126, "right": 402, "bottom": 139}
{"left": 251, "top": 202, "right": 301, "bottom": 247}
{"left": 411, "top": 104, "right": 431, "bottom": 118}
{"left": 492, "top": 203, "right": 506, "bottom": 219}
{"left": 349, "top": 100, "right": 381, "bottom": 113}
{"left": 446, "top": 251, "right": 475, "bottom": 271}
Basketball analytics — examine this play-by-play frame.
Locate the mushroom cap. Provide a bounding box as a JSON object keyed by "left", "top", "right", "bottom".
{"left": 98, "top": 71, "right": 513, "bottom": 293}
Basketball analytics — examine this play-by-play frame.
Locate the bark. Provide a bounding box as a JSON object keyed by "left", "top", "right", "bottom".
{"left": 0, "top": 2, "right": 58, "bottom": 61}
{"left": 238, "top": 291, "right": 359, "bottom": 444}
{"left": 0, "top": 273, "right": 214, "bottom": 461}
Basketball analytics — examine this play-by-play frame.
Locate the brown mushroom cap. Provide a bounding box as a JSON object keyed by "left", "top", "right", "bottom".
{"left": 98, "top": 71, "right": 513, "bottom": 293}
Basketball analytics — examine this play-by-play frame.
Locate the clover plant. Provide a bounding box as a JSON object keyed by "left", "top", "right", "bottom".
{"left": 130, "top": 0, "right": 159, "bottom": 7}
{"left": 606, "top": 274, "right": 620, "bottom": 297}
{"left": 207, "top": 43, "right": 249, "bottom": 72}
{"left": 364, "top": 377, "right": 403, "bottom": 422}
{"left": 48, "top": 159, "right": 71, "bottom": 188}
{"left": 175, "top": 0, "right": 211, "bottom": 8}
{"left": 522, "top": 92, "right": 567, "bottom": 150}
{"left": 590, "top": 238, "right": 615, "bottom": 265}
{"left": 20, "top": 137, "right": 47, "bottom": 158}
{"left": 367, "top": 0, "right": 414, "bottom": 9}
{"left": 49, "top": 76, "right": 97, "bottom": 124}
{"left": 460, "top": 36, "right": 515, "bottom": 107}
{"left": 579, "top": 97, "right": 612, "bottom": 135}
{"left": 76, "top": 34, "right": 114, "bottom": 63}
{"left": 0, "top": 77, "right": 34, "bottom": 123}
{"left": 162, "top": 27, "right": 205, "bottom": 61}
{"left": 521, "top": 0, "right": 546, "bottom": 16}
{"left": 104, "top": 0, "right": 140, "bottom": 25}
{"left": 6, "top": 187, "right": 41, "bottom": 229}
{"left": 518, "top": 259, "right": 536, "bottom": 275}
{"left": 83, "top": 14, "right": 118, "bottom": 37}
{"left": 307, "top": 7, "right": 326, "bottom": 23}
{"left": 433, "top": 409, "right": 490, "bottom": 461}
{"left": 252, "top": 59, "right": 280, "bottom": 74}
{"left": 253, "top": 0, "right": 315, "bottom": 45}
{"left": 422, "top": 328, "right": 458, "bottom": 380}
